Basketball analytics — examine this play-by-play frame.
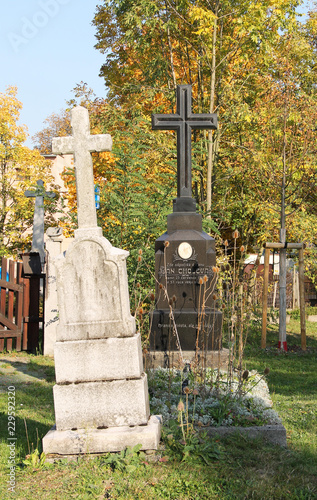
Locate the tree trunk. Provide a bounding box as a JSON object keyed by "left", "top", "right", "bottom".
{"left": 206, "top": 9, "right": 218, "bottom": 219}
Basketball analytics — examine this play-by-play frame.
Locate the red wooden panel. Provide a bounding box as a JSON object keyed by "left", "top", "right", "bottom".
{"left": 0, "top": 258, "right": 7, "bottom": 317}
{"left": 6, "top": 261, "right": 15, "bottom": 351}
{"left": 0, "top": 331, "right": 22, "bottom": 338}
{"left": 8, "top": 261, "right": 14, "bottom": 321}
{"left": 0, "top": 279, "right": 23, "bottom": 292}
{"left": 0, "top": 258, "right": 7, "bottom": 351}
{"left": 0, "top": 259, "right": 25, "bottom": 352}
{"left": 0, "top": 313, "right": 18, "bottom": 330}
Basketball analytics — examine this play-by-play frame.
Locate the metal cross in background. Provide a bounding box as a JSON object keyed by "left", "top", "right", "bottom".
{"left": 24, "top": 180, "right": 55, "bottom": 266}
{"left": 152, "top": 85, "right": 217, "bottom": 212}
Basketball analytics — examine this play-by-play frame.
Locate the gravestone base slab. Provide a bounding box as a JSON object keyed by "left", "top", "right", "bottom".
{"left": 204, "top": 424, "right": 287, "bottom": 447}
{"left": 144, "top": 349, "right": 229, "bottom": 370}
{"left": 43, "top": 415, "right": 162, "bottom": 456}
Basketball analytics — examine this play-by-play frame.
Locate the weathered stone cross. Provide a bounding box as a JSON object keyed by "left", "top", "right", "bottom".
{"left": 52, "top": 106, "right": 112, "bottom": 237}
{"left": 152, "top": 85, "right": 217, "bottom": 212}
{"left": 24, "top": 180, "right": 55, "bottom": 265}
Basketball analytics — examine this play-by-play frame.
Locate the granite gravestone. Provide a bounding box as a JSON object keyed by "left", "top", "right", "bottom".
{"left": 43, "top": 106, "right": 161, "bottom": 457}
{"left": 150, "top": 85, "right": 222, "bottom": 355}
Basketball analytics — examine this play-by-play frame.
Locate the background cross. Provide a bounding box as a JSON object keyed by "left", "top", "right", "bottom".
{"left": 52, "top": 106, "right": 112, "bottom": 232}
{"left": 152, "top": 85, "right": 217, "bottom": 211}
{"left": 24, "top": 180, "right": 55, "bottom": 265}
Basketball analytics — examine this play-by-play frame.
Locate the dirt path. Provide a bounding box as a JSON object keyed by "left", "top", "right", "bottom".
{"left": 0, "top": 353, "right": 54, "bottom": 391}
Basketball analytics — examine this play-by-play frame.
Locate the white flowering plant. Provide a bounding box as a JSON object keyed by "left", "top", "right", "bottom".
{"left": 147, "top": 367, "right": 282, "bottom": 428}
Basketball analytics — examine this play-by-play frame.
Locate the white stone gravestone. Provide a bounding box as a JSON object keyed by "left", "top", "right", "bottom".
{"left": 43, "top": 106, "right": 161, "bottom": 456}
{"left": 44, "top": 227, "right": 74, "bottom": 357}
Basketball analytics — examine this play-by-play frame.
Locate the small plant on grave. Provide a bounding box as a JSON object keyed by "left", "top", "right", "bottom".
{"left": 100, "top": 444, "right": 146, "bottom": 473}
{"left": 217, "top": 231, "right": 263, "bottom": 385}
{"left": 163, "top": 407, "right": 222, "bottom": 465}
{"left": 23, "top": 448, "right": 47, "bottom": 470}
{"left": 22, "top": 420, "right": 47, "bottom": 470}
{"left": 129, "top": 247, "right": 156, "bottom": 347}
{"left": 236, "top": 367, "right": 271, "bottom": 397}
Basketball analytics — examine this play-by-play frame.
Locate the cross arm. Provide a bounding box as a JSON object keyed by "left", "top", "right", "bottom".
{"left": 152, "top": 114, "right": 183, "bottom": 130}
{"left": 52, "top": 136, "right": 74, "bottom": 155}
{"left": 152, "top": 113, "right": 217, "bottom": 131}
{"left": 188, "top": 113, "right": 217, "bottom": 130}
{"left": 24, "top": 190, "right": 36, "bottom": 198}
{"left": 45, "top": 191, "right": 56, "bottom": 199}
{"left": 87, "top": 134, "right": 112, "bottom": 152}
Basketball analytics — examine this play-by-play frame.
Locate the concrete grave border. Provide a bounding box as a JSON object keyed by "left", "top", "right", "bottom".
{"left": 203, "top": 423, "right": 287, "bottom": 447}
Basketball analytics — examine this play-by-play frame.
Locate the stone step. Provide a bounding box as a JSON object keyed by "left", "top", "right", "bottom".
{"left": 53, "top": 373, "right": 150, "bottom": 431}
{"left": 54, "top": 333, "right": 143, "bottom": 384}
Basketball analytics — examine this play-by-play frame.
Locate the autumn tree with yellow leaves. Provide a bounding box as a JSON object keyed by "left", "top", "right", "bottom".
{"left": 92, "top": 0, "right": 317, "bottom": 249}
{"left": 0, "top": 86, "right": 59, "bottom": 257}
{"left": 33, "top": 2, "right": 317, "bottom": 288}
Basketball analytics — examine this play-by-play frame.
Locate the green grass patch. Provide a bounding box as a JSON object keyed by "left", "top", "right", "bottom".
{"left": 0, "top": 319, "right": 316, "bottom": 499}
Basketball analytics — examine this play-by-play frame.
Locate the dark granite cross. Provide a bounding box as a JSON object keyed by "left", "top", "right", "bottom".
{"left": 152, "top": 84, "right": 217, "bottom": 212}
{"left": 24, "top": 180, "right": 55, "bottom": 265}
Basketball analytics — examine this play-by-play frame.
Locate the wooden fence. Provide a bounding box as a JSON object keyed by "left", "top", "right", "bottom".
{"left": 0, "top": 258, "right": 24, "bottom": 351}
{"left": 0, "top": 256, "right": 44, "bottom": 353}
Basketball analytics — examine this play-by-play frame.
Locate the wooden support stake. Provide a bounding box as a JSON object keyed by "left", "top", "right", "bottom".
{"left": 261, "top": 248, "right": 270, "bottom": 349}
{"left": 298, "top": 247, "right": 306, "bottom": 350}
{"left": 15, "top": 262, "right": 23, "bottom": 351}
{"left": 6, "top": 261, "right": 15, "bottom": 351}
{"left": 0, "top": 258, "right": 7, "bottom": 352}
{"left": 264, "top": 242, "right": 304, "bottom": 250}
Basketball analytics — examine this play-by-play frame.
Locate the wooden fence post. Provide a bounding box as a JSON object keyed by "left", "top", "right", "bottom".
{"left": 0, "top": 259, "right": 7, "bottom": 352}
{"left": 6, "top": 261, "right": 15, "bottom": 352}
{"left": 261, "top": 248, "right": 270, "bottom": 349}
{"left": 298, "top": 247, "right": 306, "bottom": 351}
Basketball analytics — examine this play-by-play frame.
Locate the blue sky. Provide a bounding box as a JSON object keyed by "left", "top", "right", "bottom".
{"left": 0, "top": 1, "right": 313, "bottom": 149}
{"left": 0, "top": 0, "right": 106, "bottom": 147}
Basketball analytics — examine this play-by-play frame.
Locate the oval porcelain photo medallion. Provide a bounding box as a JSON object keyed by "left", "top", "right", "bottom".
{"left": 178, "top": 242, "right": 193, "bottom": 260}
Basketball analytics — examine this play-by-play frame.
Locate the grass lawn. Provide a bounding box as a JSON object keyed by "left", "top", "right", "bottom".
{"left": 0, "top": 318, "right": 316, "bottom": 499}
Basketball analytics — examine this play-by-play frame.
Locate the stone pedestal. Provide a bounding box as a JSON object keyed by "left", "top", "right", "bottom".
{"left": 150, "top": 212, "right": 222, "bottom": 355}
{"left": 43, "top": 233, "right": 161, "bottom": 456}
